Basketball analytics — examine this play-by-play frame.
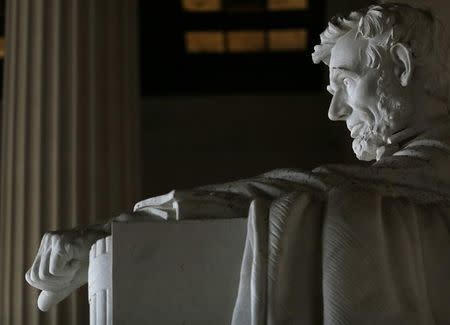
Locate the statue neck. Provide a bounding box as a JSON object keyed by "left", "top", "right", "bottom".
{"left": 376, "top": 97, "right": 450, "bottom": 161}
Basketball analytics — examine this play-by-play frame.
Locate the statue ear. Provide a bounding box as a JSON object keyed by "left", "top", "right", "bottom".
{"left": 390, "top": 43, "right": 413, "bottom": 87}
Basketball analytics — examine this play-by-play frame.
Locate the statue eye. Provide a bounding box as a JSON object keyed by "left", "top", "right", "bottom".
{"left": 343, "top": 78, "right": 351, "bottom": 86}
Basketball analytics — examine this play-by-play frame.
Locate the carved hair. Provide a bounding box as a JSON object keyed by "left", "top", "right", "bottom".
{"left": 312, "top": 3, "right": 450, "bottom": 105}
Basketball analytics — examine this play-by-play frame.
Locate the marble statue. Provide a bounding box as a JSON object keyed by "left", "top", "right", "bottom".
{"left": 26, "top": 2, "right": 450, "bottom": 324}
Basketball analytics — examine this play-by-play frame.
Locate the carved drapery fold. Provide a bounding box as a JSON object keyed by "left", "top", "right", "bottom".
{"left": 0, "top": 0, "right": 140, "bottom": 324}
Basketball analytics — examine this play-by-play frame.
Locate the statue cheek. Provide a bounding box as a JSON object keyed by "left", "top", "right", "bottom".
{"left": 347, "top": 85, "right": 370, "bottom": 109}
{"left": 353, "top": 79, "right": 379, "bottom": 107}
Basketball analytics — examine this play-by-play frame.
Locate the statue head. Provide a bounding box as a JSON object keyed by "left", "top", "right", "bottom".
{"left": 313, "top": 3, "right": 450, "bottom": 161}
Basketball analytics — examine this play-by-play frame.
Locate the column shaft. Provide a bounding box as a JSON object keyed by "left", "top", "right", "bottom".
{"left": 0, "top": 0, "right": 140, "bottom": 324}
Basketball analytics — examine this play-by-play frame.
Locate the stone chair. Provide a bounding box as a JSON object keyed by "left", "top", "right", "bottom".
{"left": 88, "top": 219, "right": 247, "bottom": 325}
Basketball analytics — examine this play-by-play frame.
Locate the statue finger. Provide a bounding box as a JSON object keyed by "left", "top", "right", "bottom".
{"left": 27, "top": 234, "right": 50, "bottom": 283}
{"left": 49, "top": 237, "right": 72, "bottom": 276}
{"left": 37, "top": 233, "right": 51, "bottom": 255}
{"left": 25, "top": 257, "right": 52, "bottom": 291}
{"left": 28, "top": 254, "right": 42, "bottom": 284}
{"left": 44, "top": 249, "right": 77, "bottom": 287}
{"left": 38, "top": 247, "right": 71, "bottom": 283}
{"left": 37, "top": 261, "right": 85, "bottom": 312}
{"left": 38, "top": 248, "right": 55, "bottom": 282}
{"left": 25, "top": 269, "right": 52, "bottom": 292}
{"left": 25, "top": 269, "right": 38, "bottom": 288}
{"left": 50, "top": 255, "right": 79, "bottom": 280}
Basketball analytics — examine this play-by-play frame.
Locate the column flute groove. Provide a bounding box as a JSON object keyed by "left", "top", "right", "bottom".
{"left": 0, "top": 1, "right": 140, "bottom": 324}
{"left": 25, "top": 0, "right": 44, "bottom": 322}
{"left": 2, "top": 0, "right": 19, "bottom": 322}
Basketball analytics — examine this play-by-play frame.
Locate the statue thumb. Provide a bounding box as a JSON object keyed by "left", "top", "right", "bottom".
{"left": 37, "top": 261, "right": 88, "bottom": 312}
{"left": 38, "top": 289, "right": 73, "bottom": 311}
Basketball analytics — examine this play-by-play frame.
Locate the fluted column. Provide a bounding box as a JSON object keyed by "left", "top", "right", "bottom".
{"left": 0, "top": 0, "right": 140, "bottom": 324}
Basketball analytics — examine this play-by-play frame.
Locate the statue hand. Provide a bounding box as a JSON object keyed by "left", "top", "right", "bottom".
{"left": 25, "top": 229, "right": 103, "bottom": 311}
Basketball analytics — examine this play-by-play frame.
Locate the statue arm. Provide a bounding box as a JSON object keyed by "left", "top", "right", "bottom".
{"left": 26, "top": 169, "right": 324, "bottom": 311}
{"left": 133, "top": 169, "right": 321, "bottom": 220}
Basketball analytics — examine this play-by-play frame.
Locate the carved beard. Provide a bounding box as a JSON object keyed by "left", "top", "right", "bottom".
{"left": 352, "top": 70, "right": 408, "bottom": 161}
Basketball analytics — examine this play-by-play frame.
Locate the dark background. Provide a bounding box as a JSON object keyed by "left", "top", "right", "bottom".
{"left": 138, "top": 0, "right": 371, "bottom": 197}
{"left": 139, "top": 0, "right": 325, "bottom": 95}
{"left": 0, "top": 0, "right": 371, "bottom": 198}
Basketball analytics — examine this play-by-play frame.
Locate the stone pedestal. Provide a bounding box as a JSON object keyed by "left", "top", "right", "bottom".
{"left": 88, "top": 219, "right": 248, "bottom": 324}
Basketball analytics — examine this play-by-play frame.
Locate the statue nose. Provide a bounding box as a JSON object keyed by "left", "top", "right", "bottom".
{"left": 328, "top": 93, "right": 351, "bottom": 121}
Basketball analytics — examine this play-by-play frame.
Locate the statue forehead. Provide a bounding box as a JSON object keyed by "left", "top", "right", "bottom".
{"left": 329, "top": 30, "right": 368, "bottom": 72}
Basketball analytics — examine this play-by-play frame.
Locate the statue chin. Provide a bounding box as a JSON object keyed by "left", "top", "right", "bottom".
{"left": 352, "top": 137, "right": 378, "bottom": 162}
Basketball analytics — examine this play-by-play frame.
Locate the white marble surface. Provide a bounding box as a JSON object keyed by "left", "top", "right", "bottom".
{"left": 24, "top": 3, "right": 450, "bottom": 325}
{"left": 89, "top": 236, "right": 112, "bottom": 325}
{"left": 112, "top": 219, "right": 247, "bottom": 324}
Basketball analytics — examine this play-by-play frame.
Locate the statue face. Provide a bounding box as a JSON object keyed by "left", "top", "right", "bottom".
{"left": 327, "top": 30, "right": 411, "bottom": 161}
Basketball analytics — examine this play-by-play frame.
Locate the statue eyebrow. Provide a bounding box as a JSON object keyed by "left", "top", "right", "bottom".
{"left": 332, "top": 67, "right": 360, "bottom": 80}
